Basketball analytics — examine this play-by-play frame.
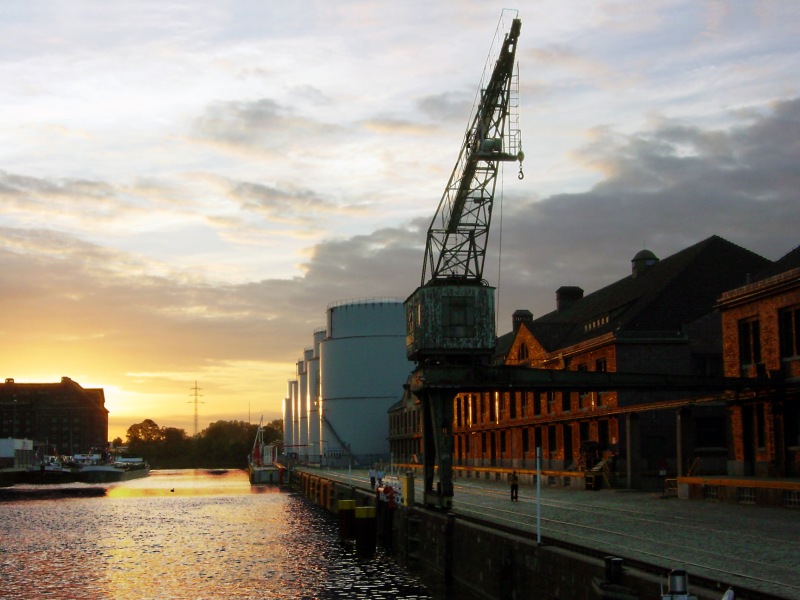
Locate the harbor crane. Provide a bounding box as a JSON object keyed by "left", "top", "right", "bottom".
{"left": 403, "top": 13, "right": 760, "bottom": 510}
{"left": 405, "top": 12, "right": 524, "bottom": 509}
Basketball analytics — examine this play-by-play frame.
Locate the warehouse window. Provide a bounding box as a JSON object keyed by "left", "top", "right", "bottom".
{"left": 779, "top": 305, "right": 800, "bottom": 359}
{"left": 738, "top": 318, "right": 762, "bottom": 367}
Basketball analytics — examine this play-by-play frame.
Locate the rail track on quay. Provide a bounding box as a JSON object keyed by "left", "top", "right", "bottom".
{"left": 451, "top": 481, "right": 800, "bottom": 600}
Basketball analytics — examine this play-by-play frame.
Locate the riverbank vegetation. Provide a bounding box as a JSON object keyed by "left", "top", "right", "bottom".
{"left": 115, "top": 419, "right": 283, "bottom": 469}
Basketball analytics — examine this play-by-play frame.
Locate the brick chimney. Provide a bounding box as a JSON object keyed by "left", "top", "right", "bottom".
{"left": 556, "top": 286, "right": 583, "bottom": 312}
{"left": 512, "top": 309, "right": 533, "bottom": 332}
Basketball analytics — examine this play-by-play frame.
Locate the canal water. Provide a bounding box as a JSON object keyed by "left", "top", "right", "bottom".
{"left": 0, "top": 469, "right": 437, "bottom": 599}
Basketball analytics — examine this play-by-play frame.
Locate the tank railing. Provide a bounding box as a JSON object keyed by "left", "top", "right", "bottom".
{"left": 326, "top": 297, "right": 404, "bottom": 310}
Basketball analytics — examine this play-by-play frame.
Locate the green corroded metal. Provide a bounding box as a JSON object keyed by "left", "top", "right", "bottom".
{"left": 405, "top": 283, "right": 495, "bottom": 363}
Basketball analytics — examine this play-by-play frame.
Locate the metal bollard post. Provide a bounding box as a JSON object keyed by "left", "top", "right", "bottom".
{"left": 354, "top": 505, "right": 377, "bottom": 558}
{"left": 338, "top": 499, "right": 356, "bottom": 541}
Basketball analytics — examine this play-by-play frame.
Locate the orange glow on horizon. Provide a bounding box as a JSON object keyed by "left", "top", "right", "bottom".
{"left": 3, "top": 363, "right": 288, "bottom": 445}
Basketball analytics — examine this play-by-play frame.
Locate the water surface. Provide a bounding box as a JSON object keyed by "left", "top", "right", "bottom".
{"left": 0, "top": 469, "right": 434, "bottom": 599}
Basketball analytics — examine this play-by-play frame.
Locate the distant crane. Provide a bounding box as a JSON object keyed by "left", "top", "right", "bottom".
{"left": 404, "top": 12, "right": 524, "bottom": 508}
{"left": 188, "top": 381, "right": 204, "bottom": 437}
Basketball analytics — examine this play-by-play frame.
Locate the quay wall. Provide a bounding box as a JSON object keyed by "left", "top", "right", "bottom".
{"left": 291, "top": 470, "right": 728, "bottom": 600}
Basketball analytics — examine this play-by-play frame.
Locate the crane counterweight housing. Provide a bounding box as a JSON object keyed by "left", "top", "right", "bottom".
{"left": 405, "top": 282, "right": 496, "bottom": 364}
{"left": 405, "top": 14, "right": 522, "bottom": 365}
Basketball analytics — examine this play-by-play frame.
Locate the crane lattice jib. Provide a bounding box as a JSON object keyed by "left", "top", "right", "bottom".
{"left": 421, "top": 17, "right": 522, "bottom": 286}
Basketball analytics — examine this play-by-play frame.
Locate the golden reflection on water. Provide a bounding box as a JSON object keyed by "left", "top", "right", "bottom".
{"left": 105, "top": 468, "right": 277, "bottom": 498}
{"left": 1, "top": 469, "right": 435, "bottom": 599}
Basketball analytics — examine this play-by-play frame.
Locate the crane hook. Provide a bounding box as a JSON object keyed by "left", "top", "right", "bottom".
{"left": 518, "top": 166, "right": 524, "bottom": 180}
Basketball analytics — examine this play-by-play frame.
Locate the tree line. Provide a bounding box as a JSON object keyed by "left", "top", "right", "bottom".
{"left": 115, "top": 418, "right": 283, "bottom": 469}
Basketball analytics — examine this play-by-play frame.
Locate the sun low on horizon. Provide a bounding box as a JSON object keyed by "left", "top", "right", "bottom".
{"left": 3, "top": 368, "right": 288, "bottom": 443}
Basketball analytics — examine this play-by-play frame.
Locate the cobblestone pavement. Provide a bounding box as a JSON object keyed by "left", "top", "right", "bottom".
{"left": 304, "top": 468, "right": 800, "bottom": 599}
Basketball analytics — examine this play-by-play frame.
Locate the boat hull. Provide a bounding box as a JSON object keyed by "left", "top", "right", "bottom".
{"left": 248, "top": 463, "right": 283, "bottom": 485}
{"left": 19, "top": 467, "right": 81, "bottom": 485}
{"left": 79, "top": 465, "right": 151, "bottom": 483}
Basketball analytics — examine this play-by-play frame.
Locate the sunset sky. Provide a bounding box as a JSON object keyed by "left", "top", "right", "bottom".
{"left": 2, "top": 1, "right": 799, "bottom": 442}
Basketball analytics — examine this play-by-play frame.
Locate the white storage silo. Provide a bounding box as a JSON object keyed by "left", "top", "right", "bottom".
{"left": 288, "top": 379, "right": 299, "bottom": 457}
{"left": 306, "top": 328, "right": 324, "bottom": 462}
{"left": 319, "top": 298, "right": 411, "bottom": 463}
{"left": 297, "top": 357, "right": 308, "bottom": 460}
{"left": 283, "top": 395, "right": 294, "bottom": 448}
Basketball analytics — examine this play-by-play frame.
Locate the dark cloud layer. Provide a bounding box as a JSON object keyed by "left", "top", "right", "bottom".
{"left": 491, "top": 97, "right": 800, "bottom": 319}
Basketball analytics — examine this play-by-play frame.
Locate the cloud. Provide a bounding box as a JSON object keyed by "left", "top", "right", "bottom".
{"left": 2, "top": 2, "right": 798, "bottom": 439}
{"left": 193, "top": 97, "right": 342, "bottom": 154}
{"left": 417, "top": 92, "right": 473, "bottom": 123}
{"left": 491, "top": 97, "right": 800, "bottom": 319}
{"left": 230, "top": 180, "right": 342, "bottom": 224}
{"left": 3, "top": 96, "right": 797, "bottom": 379}
{"left": 0, "top": 171, "right": 121, "bottom": 218}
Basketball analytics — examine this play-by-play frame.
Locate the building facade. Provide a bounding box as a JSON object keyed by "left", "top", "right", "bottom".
{"left": 718, "top": 245, "right": 800, "bottom": 477}
{"left": 388, "top": 385, "right": 423, "bottom": 465}
{"left": 0, "top": 377, "right": 109, "bottom": 455}
{"left": 389, "top": 236, "right": 794, "bottom": 489}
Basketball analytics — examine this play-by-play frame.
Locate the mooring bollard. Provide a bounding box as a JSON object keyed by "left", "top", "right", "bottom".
{"left": 591, "top": 556, "right": 638, "bottom": 600}
{"left": 354, "top": 505, "right": 377, "bottom": 558}
{"left": 338, "top": 499, "right": 356, "bottom": 541}
{"left": 604, "top": 556, "right": 624, "bottom": 584}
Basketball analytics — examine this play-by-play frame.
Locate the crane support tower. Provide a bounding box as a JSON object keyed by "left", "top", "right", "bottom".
{"left": 404, "top": 13, "right": 523, "bottom": 509}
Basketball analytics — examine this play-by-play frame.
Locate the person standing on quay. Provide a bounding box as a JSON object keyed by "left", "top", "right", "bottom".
{"left": 510, "top": 471, "right": 519, "bottom": 501}
{"left": 369, "top": 467, "right": 376, "bottom": 489}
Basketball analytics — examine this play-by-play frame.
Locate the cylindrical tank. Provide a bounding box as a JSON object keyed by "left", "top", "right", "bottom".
{"left": 319, "top": 298, "right": 411, "bottom": 460}
{"left": 297, "top": 358, "right": 308, "bottom": 460}
{"left": 282, "top": 395, "right": 294, "bottom": 448}
{"left": 288, "top": 379, "right": 299, "bottom": 457}
{"left": 305, "top": 345, "right": 321, "bottom": 462}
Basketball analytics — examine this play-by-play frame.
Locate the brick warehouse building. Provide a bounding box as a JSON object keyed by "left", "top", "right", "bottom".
{"left": 389, "top": 236, "right": 797, "bottom": 489}
{"left": 388, "top": 383, "right": 423, "bottom": 465}
{"left": 0, "top": 377, "right": 108, "bottom": 455}
{"left": 718, "top": 244, "right": 800, "bottom": 477}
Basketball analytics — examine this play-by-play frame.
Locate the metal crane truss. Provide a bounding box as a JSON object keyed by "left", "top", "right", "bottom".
{"left": 410, "top": 365, "right": 763, "bottom": 509}
{"left": 422, "top": 18, "right": 522, "bottom": 285}
{"left": 406, "top": 17, "right": 522, "bottom": 365}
